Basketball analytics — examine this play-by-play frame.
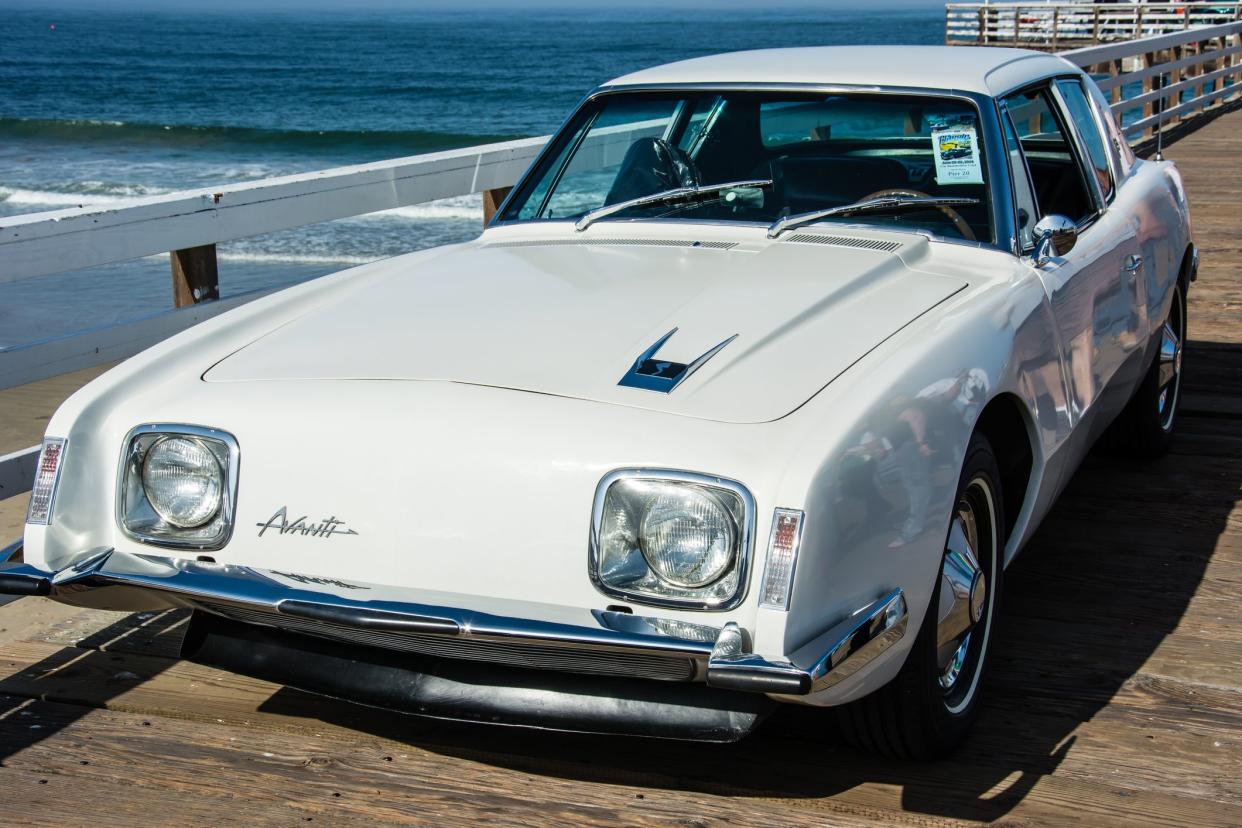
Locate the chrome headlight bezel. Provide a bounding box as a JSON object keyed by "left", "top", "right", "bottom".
{"left": 589, "top": 468, "right": 755, "bottom": 611}
{"left": 117, "top": 424, "right": 240, "bottom": 550}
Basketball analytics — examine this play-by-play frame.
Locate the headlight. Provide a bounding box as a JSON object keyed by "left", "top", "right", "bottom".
{"left": 591, "top": 470, "right": 753, "bottom": 610}
{"left": 118, "top": 425, "right": 239, "bottom": 549}
{"left": 141, "top": 437, "right": 223, "bottom": 528}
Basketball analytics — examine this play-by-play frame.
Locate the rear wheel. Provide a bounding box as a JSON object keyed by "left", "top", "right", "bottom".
{"left": 836, "top": 431, "right": 1004, "bottom": 760}
{"left": 1106, "top": 281, "right": 1186, "bottom": 458}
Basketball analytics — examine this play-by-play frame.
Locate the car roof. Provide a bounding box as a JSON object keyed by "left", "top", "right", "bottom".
{"left": 601, "top": 45, "right": 1078, "bottom": 97}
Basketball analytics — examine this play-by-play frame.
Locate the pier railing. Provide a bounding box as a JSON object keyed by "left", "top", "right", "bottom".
{"left": 2, "top": 24, "right": 1241, "bottom": 501}
{"left": 946, "top": 2, "right": 1242, "bottom": 48}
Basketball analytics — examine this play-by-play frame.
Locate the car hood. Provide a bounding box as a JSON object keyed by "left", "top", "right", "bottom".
{"left": 204, "top": 230, "right": 966, "bottom": 423}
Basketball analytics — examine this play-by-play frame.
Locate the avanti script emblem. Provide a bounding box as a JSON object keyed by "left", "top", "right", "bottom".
{"left": 256, "top": 506, "right": 359, "bottom": 539}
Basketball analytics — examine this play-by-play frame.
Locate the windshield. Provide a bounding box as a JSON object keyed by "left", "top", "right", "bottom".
{"left": 500, "top": 91, "right": 993, "bottom": 243}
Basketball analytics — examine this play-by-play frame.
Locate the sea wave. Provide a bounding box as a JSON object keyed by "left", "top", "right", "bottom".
{"left": 0, "top": 185, "right": 170, "bottom": 208}
{"left": 0, "top": 117, "right": 523, "bottom": 155}
{"left": 216, "top": 251, "right": 379, "bottom": 266}
{"left": 1, "top": 184, "right": 484, "bottom": 221}
{"left": 363, "top": 194, "right": 483, "bottom": 222}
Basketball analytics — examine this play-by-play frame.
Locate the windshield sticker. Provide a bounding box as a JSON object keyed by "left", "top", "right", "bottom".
{"left": 931, "top": 125, "right": 984, "bottom": 185}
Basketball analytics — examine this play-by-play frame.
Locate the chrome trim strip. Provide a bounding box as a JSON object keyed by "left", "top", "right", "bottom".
{"left": 588, "top": 468, "right": 757, "bottom": 611}
{"left": 706, "top": 589, "right": 908, "bottom": 695}
{"left": 277, "top": 600, "right": 462, "bottom": 635}
{"left": 8, "top": 549, "right": 906, "bottom": 697}
{"left": 116, "top": 423, "right": 241, "bottom": 551}
{"left": 29, "top": 548, "right": 720, "bottom": 659}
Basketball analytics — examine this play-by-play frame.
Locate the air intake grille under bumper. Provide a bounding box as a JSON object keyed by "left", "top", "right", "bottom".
{"left": 199, "top": 600, "right": 698, "bottom": 682}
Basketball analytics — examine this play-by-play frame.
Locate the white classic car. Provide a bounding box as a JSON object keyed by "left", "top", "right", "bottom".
{"left": 3, "top": 46, "right": 1193, "bottom": 759}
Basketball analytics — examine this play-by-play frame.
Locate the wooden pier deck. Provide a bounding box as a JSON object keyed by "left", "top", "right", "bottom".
{"left": 1, "top": 111, "right": 1240, "bottom": 827}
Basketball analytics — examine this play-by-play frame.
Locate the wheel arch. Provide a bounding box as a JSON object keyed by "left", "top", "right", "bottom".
{"left": 971, "top": 392, "right": 1035, "bottom": 551}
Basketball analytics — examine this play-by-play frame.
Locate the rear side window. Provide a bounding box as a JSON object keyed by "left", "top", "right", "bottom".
{"left": 1055, "top": 78, "right": 1115, "bottom": 202}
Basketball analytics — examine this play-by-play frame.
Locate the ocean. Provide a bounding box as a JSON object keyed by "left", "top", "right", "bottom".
{"left": 0, "top": 5, "right": 943, "bottom": 348}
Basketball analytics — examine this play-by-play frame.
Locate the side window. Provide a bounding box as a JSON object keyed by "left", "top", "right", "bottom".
{"left": 1001, "top": 87, "right": 1095, "bottom": 224}
{"left": 1055, "top": 78, "right": 1115, "bottom": 202}
{"left": 1000, "top": 108, "right": 1040, "bottom": 250}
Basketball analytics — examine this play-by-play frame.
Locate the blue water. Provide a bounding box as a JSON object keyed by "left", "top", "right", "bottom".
{"left": 0, "top": 5, "right": 943, "bottom": 347}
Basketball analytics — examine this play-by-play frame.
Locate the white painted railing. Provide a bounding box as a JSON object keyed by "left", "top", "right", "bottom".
{"left": 1, "top": 27, "right": 1241, "bottom": 502}
{"left": 947, "top": 2, "right": 1242, "bottom": 47}
{"left": 1060, "top": 22, "right": 1242, "bottom": 138}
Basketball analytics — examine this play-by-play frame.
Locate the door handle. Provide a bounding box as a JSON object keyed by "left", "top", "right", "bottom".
{"left": 1123, "top": 254, "right": 1144, "bottom": 274}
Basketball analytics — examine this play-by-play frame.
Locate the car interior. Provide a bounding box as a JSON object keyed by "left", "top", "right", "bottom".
{"left": 505, "top": 91, "right": 998, "bottom": 243}
{"left": 1002, "top": 87, "right": 1097, "bottom": 224}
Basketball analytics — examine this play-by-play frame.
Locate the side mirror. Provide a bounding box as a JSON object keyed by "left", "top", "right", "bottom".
{"left": 1032, "top": 215, "right": 1078, "bottom": 265}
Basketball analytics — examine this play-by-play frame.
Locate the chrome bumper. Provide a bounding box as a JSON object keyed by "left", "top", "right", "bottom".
{"left": 0, "top": 547, "right": 907, "bottom": 696}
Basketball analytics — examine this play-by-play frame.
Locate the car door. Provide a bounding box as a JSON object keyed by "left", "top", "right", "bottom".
{"left": 1000, "top": 82, "right": 1141, "bottom": 444}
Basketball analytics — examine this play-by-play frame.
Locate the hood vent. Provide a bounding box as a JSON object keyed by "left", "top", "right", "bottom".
{"left": 619, "top": 328, "right": 738, "bottom": 393}
{"left": 486, "top": 238, "right": 737, "bottom": 251}
{"left": 782, "top": 234, "right": 902, "bottom": 253}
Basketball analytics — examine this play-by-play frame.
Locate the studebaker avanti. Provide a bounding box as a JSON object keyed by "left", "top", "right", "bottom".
{"left": 2, "top": 45, "right": 1193, "bottom": 759}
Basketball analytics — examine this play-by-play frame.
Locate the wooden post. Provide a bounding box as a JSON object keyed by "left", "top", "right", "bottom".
{"left": 171, "top": 244, "right": 219, "bottom": 308}
{"left": 1093, "top": 7, "right": 1101, "bottom": 45}
{"left": 482, "top": 186, "right": 513, "bottom": 226}
{"left": 1052, "top": 8, "right": 1060, "bottom": 51}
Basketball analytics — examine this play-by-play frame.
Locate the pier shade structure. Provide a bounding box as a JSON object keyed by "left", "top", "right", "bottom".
{"left": 0, "top": 24, "right": 1241, "bottom": 825}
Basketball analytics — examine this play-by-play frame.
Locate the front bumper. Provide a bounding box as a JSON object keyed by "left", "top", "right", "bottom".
{"left": 0, "top": 547, "right": 907, "bottom": 725}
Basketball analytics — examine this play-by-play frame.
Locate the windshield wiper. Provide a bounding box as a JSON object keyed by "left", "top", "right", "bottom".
{"left": 766, "top": 196, "right": 981, "bottom": 239}
{"left": 575, "top": 179, "right": 773, "bottom": 232}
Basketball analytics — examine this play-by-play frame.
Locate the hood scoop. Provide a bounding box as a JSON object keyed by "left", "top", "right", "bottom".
{"left": 618, "top": 328, "right": 738, "bottom": 393}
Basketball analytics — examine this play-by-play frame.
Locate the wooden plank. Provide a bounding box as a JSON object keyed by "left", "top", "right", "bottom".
{"left": 482, "top": 186, "right": 513, "bottom": 226}
{"left": 0, "top": 643, "right": 1238, "bottom": 826}
{"left": 170, "top": 244, "right": 220, "bottom": 308}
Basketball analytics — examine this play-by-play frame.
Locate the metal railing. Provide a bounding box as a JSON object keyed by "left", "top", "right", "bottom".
{"left": 946, "top": 1, "right": 1242, "bottom": 47}
{"left": 2, "top": 25, "right": 1241, "bottom": 501}
{"left": 947, "top": 2, "right": 1242, "bottom": 48}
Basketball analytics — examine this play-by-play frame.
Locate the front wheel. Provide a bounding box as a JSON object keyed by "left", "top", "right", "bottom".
{"left": 835, "top": 431, "right": 1004, "bottom": 760}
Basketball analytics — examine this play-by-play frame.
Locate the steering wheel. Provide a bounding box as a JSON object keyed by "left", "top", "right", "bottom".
{"left": 604, "top": 138, "right": 700, "bottom": 206}
{"left": 858, "top": 188, "right": 976, "bottom": 242}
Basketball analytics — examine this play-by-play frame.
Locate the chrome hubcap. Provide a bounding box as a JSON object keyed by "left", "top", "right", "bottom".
{"left": 936, "top": 498, "right": 986, "bottom": 691}
{"left": 1157, "top": 289, "right": 1184, "bottom": 431}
